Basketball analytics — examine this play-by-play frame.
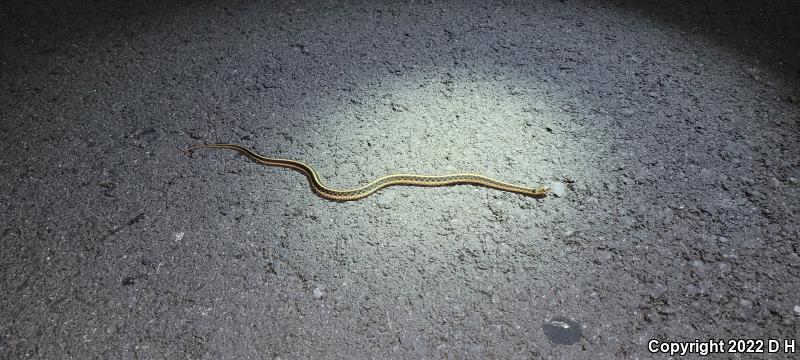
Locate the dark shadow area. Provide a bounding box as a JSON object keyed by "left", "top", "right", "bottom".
{"left": 3, "top": 0, "right": 798, "bottom": 91}
{"left": 583, "top": 0, "right": 800, "bottom": 83}
{"left": 5, "top": 0, "right": 799, "bottom": 73}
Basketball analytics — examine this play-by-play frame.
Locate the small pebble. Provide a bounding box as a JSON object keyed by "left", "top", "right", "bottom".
{"left": 550, "top": 181, "right": 567, "bottom": 197}
{"left": 376, "top": 195, "right": 392, "bottom": 209}
{"left": 620, "top": 216, "right": 635, "bottom": 227}
{"left": 542, "top": 317, "right": 582, "bottom": 345}
{"left": 605, "top": 181, "right": 618, "bottom": 192}
{"left": 767, "top": 223, "right": 781, "bottom": 233}
{"left": 650, "top": 284, "right": 668, "bottom": 299}
{"left": 598, "top": 251, "right": 613, "bottom": 261}
{"left": 313, "top": 286, "right": 325, "bottom": 299}
{"left": 658, "top": 306, "right": 676, "bottom": 315}
{"left": 140, "top": 256, "right": 156, "bottom": 267}
{"left": 794, "top": 305, "right": 800, "bottom": 316}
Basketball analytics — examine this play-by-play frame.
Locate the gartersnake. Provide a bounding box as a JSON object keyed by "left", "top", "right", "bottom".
{"left": 185, "top": 143, "right": 550, "bottom": 201}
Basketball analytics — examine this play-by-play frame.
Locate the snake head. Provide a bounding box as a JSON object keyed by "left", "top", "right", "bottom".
{"left": 534, "top": 185, "right": 550, "bottom": 195}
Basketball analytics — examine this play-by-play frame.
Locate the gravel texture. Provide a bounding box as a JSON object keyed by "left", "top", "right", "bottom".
{"left": 1, "top": 0, "right": 798, "bottom": 358}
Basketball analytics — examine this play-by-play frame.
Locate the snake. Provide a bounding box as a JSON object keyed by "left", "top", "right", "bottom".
{"left": 185, "top": 143, "right": 550, "bottom": 201}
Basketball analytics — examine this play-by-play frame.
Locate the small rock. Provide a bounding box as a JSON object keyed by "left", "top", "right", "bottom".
{"left": 605, "top": 181, "right": 618, "bottom": 192}
{"left": 620, "top": 216, "right": 635, "bottom": 227}
{"left": 127, "top": 212, "right": 146, "bottom": 226}
{"left": 770, "top": 177, "right": 781, "bottom": 187}
{"left": 788, "top": 177, "right": 798, "bottom": 185}
{"left": 765, "top": 302, "right": 783, "bottom": 316}
{"left": 313, "top": 286, "right": 324, "bottom": 299}
{"left": 767, "top": 223, "right": 781, "bottom": 234}
{"left": 375, "top": 194, "right": 393, "bottom": 209}
{"left": 644, "top": 310, "right": 659, "bottom": 322}
{"left": 745, "top": 189, "right": 762, "bottom": 199}
{"left": 650, "top": 284, "right": 668, "bottom": 299}
{"left": 597, "top": 251, "right": 613, "bottom": 261}
{"left": 794, "top": 305, "right": 800, "bottom": 316}
{"left": 220, "top": 206, "right": 233, "bottom": 216}
{"left": 121, "top": 274, "right": 144, "bottom": 286}
{"left": 134, "top": 127, "right": 158, "bottom": 140}
{"left": 563, "top": 230, "right": 575, "bottom": 237}
{"left": 550, "top": 181, "right": 567, "bottom": 197}
{"left": 658, "top": 306, "right": 676, "bottom": 315}
{"left": 140, "top": 255, "right": 156, "bottom": 267}
{"left": 542, "top": 317, "right": 582, "bottom": 345}
{"left": 740, "top": 299, "right": 753, "bottom": 308}
{"left": 99, "top": 179, "right": 115, "bottom": 189}
{"left": 721, "top": 248, "right": 738, "bottom": 259}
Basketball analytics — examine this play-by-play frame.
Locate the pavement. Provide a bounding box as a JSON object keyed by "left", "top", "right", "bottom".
{"left": 1, "top": 0, "right": 798, "bottom": 358}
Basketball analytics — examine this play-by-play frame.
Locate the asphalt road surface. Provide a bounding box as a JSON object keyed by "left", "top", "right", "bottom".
{"left": 1, "top": 0, "right": 798, "bottom": 358}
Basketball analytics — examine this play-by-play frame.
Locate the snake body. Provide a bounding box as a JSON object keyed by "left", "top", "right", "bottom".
{"left": 185, "top": 143, "right": 549, "bottom": 201}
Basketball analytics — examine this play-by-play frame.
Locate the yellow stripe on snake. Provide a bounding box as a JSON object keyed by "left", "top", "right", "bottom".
{"left": 185, "top": 143, "right": 550, "bottom": 201}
